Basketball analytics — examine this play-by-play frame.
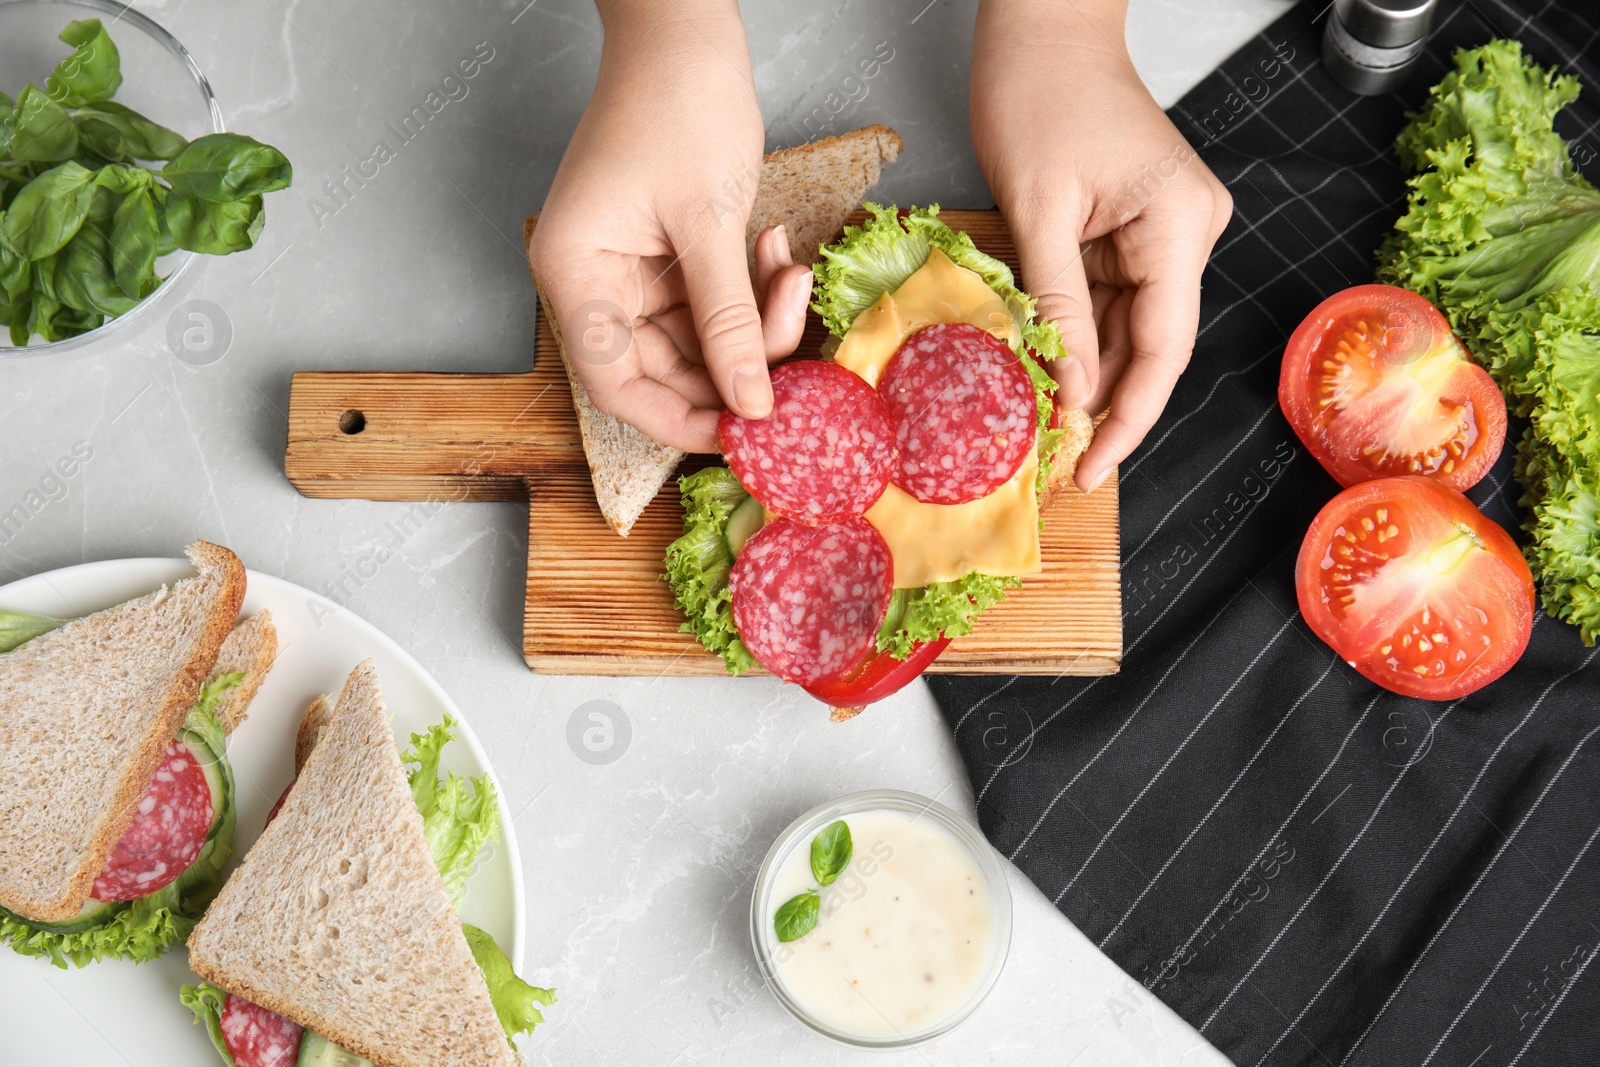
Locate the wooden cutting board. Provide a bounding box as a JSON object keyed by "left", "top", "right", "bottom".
{"left": 285, "top": 210, "right": 1122, "bottom": 676}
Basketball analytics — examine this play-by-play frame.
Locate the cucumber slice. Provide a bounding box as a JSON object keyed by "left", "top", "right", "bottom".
{"left": 723, "top": 494, "right": 764, "bottom": 558}
{"left": 178, "top": 723, "right": 232, "bottom": 845}
{"left": 298, "top": 1031, "right": 374, "bottom": 1067}
{"left": 3, "top": 895, "right": 127, "bottom": 935}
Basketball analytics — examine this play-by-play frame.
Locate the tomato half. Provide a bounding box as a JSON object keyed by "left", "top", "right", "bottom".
{"left": 1296, "top": 477, "right": 1534, "bottom": 700}
{"left": 802, "top": 636, "right": 952, "bottom": 709}
{"left": 1279, "top": 285, "right": 1505, "bottom": 491}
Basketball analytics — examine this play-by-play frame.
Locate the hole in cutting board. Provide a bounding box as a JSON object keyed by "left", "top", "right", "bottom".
{"left": 339, "top": 409, "right": 366, "bottom": 434}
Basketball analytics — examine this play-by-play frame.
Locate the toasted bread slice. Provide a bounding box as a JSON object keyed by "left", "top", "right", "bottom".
{"left": 525, "top": 124, "right": 903, "bottom": 537}
{"left": 0, "top": 541, "right": 246, "bottom": 922}
{"left": 211, "top": 611, "right": 278, "bottom": 735}
{"left": 187, "top": 661, "right": 518, "bottom": 1067}
{"left": 1041, "top": 407, "right": 1096, "bottom": 509}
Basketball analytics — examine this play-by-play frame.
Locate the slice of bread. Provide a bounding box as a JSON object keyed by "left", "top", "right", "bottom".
{"left": 187, "top": 661, "right": 518, "bottom": 1067}
{"left": 524, "top": 123, "right": 903, "bottom": 537}
{"left": 0, "top": 541, "right": 246, "bottom": 922}
{"left": 211, "top": 611, "right": 278, "bottom": 735}
{"left": 294, "top": 693, "right": 334, "bottom": 776}
{"left": 747, "top": 124, "right": 903, "bottom": 266}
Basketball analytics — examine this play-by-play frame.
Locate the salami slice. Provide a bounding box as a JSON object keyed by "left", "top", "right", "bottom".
{"left": 718, "top": 360, "right": 895, "bottom": 525}
{"left": 730, "top": 517, "right": 894, "bottom": 685}
{"left": 221, "top": 993, "right": 305, "bottom": 1067}
{"left": 879, "top": 322, "right": 1037, "bottom": 505}
{"left": 91, "top": 738, "right": 215, "bottom": 902}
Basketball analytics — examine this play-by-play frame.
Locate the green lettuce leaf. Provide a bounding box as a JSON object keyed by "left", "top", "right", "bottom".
{"left": 402, "top": 716, "right": 499, "bottom": 912}
{"left": 0, "top": 609, "right": 65, "bottom": 652}
{"left": 178, "top": 981, "right": 237, "bottom": 1067}
{"left": 875, "top": 573, "right": 1021, "bottom": 658}
{"left": 1379, "top": 39, "right": 1600, "bottom": 644}
{"left": 663, "top": 466, "right": 758, "bottom": 674}
{"left": 464, "top": 923, "right": 557, "bottom": 1045}
{"left": 0, "top": 698, "right": 238, "bottom": 967}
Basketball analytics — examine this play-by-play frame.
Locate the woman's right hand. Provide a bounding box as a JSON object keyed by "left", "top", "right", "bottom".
{"left": 528, "top": 0, "right": 813, "bottom": 453}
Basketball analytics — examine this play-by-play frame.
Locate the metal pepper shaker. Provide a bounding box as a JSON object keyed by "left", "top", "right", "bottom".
{"left": 1321, "top": 0, "right": 1439, "bottom": 96}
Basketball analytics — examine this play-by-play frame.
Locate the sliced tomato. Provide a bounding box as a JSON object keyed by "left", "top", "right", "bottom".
{"left": 1296, "top": 477, "right": 1534, "bottom": 700}
{"left": 802, "top": 636, "right": 952, "bottom": 709}
{"left": 1279, "top": 285, "right": 1505, "bottom": 491}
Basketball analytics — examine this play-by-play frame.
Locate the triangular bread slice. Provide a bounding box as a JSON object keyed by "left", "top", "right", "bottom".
{"left": 187, "top": 660, "right": 518, "bottom": 1067}
{"left": 0, "top": 540, "right": 246, "bottom": 922}
{"left": 524, "top": 123, "right": 903, "bottom": 537}
{"left": 211, "top": 611, "right": 278, "bottom": 735}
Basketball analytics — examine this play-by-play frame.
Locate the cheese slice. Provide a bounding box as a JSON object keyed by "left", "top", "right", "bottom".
{"left": 835, "top": 248, "right": 1042, "bottom": 588}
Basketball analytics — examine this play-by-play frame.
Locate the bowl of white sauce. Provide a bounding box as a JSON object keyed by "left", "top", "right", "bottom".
{"left": 749, "top": 789, "right": 1013, "bottom": 1048}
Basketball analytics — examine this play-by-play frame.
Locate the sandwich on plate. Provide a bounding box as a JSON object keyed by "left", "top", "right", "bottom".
{"left": 666, "top": 204, "right": 1093, "bottom": 718}
{"left": 0, "top": 542, "right": 278, "bottom": 967}
{"left": 182, "top": 659, "right": 554, "bottom": 1067}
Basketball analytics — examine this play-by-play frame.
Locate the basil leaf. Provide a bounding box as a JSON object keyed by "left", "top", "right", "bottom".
{"left": 9, "top": 293, "right": 31, "bottom": 345}
{"left": 10, "top": 86, "right": 80, "bottom": 162}
{"left": 166, "top": 191, "right": 264, "bottom": 254}
{"left": 73, "top": 113, "right": 130, "bottom": 162}
{"left": 0, "top": 242, "right": 27, "bottom": 301}
{"left": 56, "top": 227, "right": 136, "bottom": 315}
{"left": 46, "top": 20, "right": 122, "bottom": 107}
{"left": 94, "top": 162, "right": 151, "bottom": 196}
{"left": 110, "top": 186, "right": 157, "bottom": 298}
{"left": 774, "top": 889, "right": 820, "bottom": 943}
{"left": 809, "top": 820, "right": 853, "bottom": 887}
{"left": 25, "top": 288, "right": 61, "bottom": 342}
{"left": 162, "top": 133, "right": 292, "bottom": 202}
{"left": 1, "top": 161, "right": 95, "bottom": 259}
{"left": 51, "top": 302, "right": 102, "bottom": 338}
{"left": 73, "top": 102, "right": 186, "bottom": 161}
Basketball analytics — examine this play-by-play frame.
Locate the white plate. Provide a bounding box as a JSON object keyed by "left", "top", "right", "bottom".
{"left": 0, "top": 558, "right": 524, "bottom": 1066}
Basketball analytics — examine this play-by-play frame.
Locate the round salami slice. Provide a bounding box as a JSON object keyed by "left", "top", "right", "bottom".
{"left": 221, "top": 993, "right": 305, "bottom": 1067}
{"left": 879, "top": 322, "right": 1037, "bottom": 505}
{"left": 90, "top": 739, "right": 215, "bottom": 902}
{"left": 718, "top": 360, "right": 895, "bottom": 525}
{"left": 730, "top": 517, "right": 894, "bottom": 686}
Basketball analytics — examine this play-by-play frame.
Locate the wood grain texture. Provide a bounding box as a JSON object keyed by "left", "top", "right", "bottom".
{"left": 285, "top": 210, "right": 1122, "bottom": 676}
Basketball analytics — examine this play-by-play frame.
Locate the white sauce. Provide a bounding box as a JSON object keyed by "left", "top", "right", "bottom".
{"left": 767, "top": 809, "right": 994, "bottom": 1039}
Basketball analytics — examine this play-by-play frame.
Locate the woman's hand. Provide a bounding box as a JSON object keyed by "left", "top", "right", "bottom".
{"left": 529, "top": 0, "right": 813, "bottom": 453}
{"left": 971, "top": 0, "right": 1232, "bottom": 491}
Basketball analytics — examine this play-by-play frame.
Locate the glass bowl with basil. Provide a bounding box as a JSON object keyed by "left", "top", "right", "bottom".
{"left": 0, "top": 0, "right": 291, "bottom": 356}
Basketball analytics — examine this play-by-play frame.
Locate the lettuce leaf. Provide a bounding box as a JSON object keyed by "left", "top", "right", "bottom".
{"left": 875, "top": 573, "right": 1020, "bottom": 658}
{"left": 1378, "top": 39, "right": 1600, "bottom": 644}
{"left": 0, "top": 609, "right": 64, "bottom": 651}
{"left": 464, "top": 922, "right": 557, "bottom": 1045}
{"left": 0, "top": 697, "right": 238, "bottom": 967}
{"left": 179, "top": 981, "right": 237, "bottom": 1067}
{"left": 403, "top": 716, "right": 499, "bottom": 911}
{"left": 663, "top": 466, "right": 758, "bottom": 673}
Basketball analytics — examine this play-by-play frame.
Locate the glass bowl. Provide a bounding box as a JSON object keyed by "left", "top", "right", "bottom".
{"left": 749, "top": 789, "right": 1014, "bottom": 1050}
{"left": 0, "top": 0, "right": 223, "bottom": 358}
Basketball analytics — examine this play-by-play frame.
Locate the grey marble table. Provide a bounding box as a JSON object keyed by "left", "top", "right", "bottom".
{"left": 1, "top": 0, "right": 1292, "bottom": 1062}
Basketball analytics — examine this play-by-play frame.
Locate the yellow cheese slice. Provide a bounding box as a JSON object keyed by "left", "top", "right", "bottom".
{"left": 833, "top": 248, "right": 1041, "bottom": 588}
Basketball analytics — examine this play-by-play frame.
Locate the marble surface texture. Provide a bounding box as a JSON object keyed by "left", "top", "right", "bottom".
{"left": 1, "top": 0, "right": 1294, "bottom": 1063}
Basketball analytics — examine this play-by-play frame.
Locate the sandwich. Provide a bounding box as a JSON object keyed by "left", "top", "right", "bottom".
{"left": 182, "top": 660, "right": 554, "bottom": 1067}
{"left": 526, "top": 124, "right": 903, "bottom": 537}
{"left": 666, "top": 205, "right": 1093, "bottom": 717}
{"left": 0, "top": 542, "right": 277, "bottom": 966}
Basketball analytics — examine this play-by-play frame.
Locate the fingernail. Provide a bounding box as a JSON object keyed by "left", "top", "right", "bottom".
{"left": 732, "top": 365, "right": 773, "bottom": 418}
{"left": 774, "top": 224, "right": 792, "bottom": 265}
{"left": 791, "top": 272, "right": 814, "bottom": 317}
{"left": 1082, "top": 464, "right": 1111, "bottom": 493}
{"left": 1059, "top": 355, "right": 1089, "bottom": 408}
